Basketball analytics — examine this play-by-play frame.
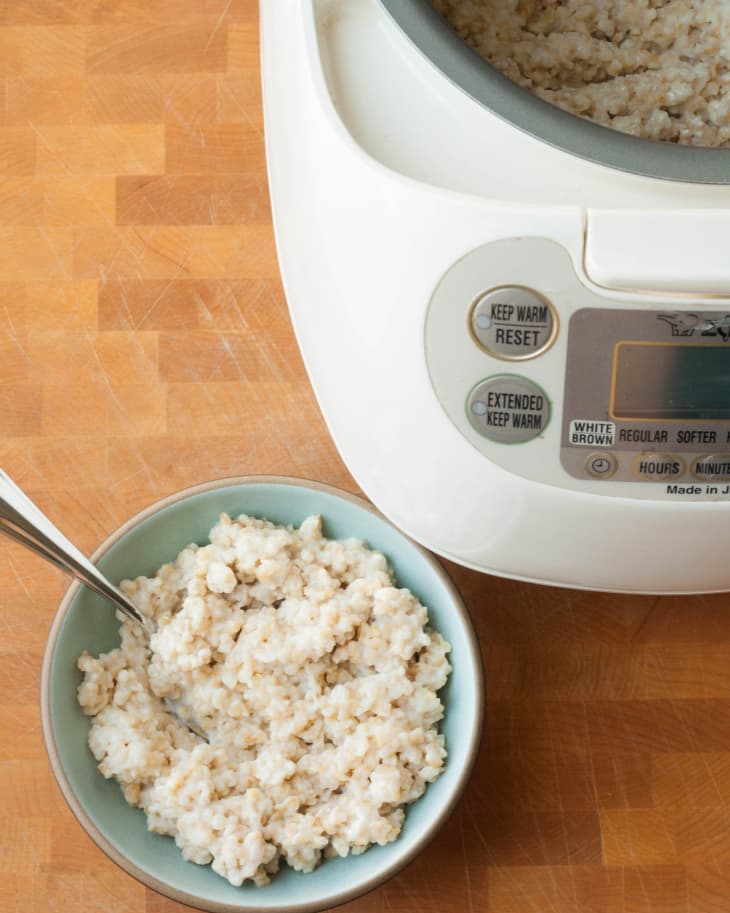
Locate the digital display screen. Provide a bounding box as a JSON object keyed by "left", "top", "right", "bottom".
{"left": 612, "top": 343, "right": 730, "bottom": 420}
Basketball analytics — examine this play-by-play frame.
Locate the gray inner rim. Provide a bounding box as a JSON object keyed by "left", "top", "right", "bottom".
{"left": 377, "top": 0, "right": 730, "bottom": 185}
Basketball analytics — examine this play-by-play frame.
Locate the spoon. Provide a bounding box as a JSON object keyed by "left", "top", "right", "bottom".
{"left": 0, "top": 469, "right": 206, "bottom": 740}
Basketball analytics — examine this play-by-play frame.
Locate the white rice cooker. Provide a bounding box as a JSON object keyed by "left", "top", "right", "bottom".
{"left": 261, "top": 0, "right": 730, "bottom": 594}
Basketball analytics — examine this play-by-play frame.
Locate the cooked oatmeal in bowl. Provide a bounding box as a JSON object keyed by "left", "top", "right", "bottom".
{"left": 77, "top": 512, "right": 452, "bottom": 887}
{"left": 41, "top": 477, "right": 484, "bottom": 913}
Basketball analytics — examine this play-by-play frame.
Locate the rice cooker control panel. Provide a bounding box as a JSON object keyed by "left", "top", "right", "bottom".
{"left": 561, "top": 307, "right": 730, "bottom": 486}
{"left": 425, "top": 238, "right": 730, "bottom": 501}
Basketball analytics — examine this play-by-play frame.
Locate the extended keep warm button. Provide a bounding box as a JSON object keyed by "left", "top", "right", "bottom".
{"left": 632, "top": 453, "right": 685, "bottom": 481}
{"left": 467, "top": 374, "right": 550, "bottom": 443}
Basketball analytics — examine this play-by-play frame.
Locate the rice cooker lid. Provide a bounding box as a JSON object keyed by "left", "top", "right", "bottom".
{"left": 378, "top": 0, "right": 730, "bottom": 186}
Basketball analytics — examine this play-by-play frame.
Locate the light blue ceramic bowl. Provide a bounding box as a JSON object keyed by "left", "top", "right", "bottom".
{"left": 41, "top": 477, "right": 484, "bottom": 913}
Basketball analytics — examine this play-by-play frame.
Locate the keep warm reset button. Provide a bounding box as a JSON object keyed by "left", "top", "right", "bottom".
{"left": 470, "top": 286, "right": 557, "bottom": 360}
{"left": 467, "top": 375, "right": 550, "bottom": 444}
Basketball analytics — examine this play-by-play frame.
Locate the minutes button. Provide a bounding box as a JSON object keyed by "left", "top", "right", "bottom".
{"left": 692, "top": 455, "right": 730, "bottom": 481}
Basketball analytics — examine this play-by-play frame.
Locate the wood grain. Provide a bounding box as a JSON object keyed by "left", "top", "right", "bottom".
{"left": 1, "top": 3, "right": 729, "bottom": 911}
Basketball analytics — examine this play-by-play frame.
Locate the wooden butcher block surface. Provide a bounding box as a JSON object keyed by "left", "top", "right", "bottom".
{"left": 0, "top": 2, "right": 729, "bottom": 911}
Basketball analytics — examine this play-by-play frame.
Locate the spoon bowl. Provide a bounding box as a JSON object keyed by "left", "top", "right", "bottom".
{"left": 40, "top": 475, "right": 484, "bottom": 913}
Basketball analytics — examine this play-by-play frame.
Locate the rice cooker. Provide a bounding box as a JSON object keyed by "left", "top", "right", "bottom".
{"left": 261, "top": 0, "right": 730, "bottom": 594}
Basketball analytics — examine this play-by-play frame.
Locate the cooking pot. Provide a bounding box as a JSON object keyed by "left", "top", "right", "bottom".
{"left": 379, "top": 0, "right": 730, "bottom": 184}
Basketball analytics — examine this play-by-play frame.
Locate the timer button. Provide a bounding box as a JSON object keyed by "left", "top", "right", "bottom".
{"left": 692, "top": 455, "right": 730, "bottom": 481}
{"left": 469, "top": 286, "right": 558, "bottom": 361}
{"left": 632, "top": 453, "right": 685, "bottom": 481}
{"left": 585, "top": 452, "right": 618, "bottom": 479}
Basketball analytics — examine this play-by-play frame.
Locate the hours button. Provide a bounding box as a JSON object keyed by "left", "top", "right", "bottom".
{"left": 632, "top": 453, "right": 685, "bottom": 481}
{"left": 470, "top": 286, "right": 558, "bottom": 360}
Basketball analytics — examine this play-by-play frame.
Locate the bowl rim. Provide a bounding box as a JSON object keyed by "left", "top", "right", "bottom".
{"left": 40, "top": 474, "right": 485, "bottom": 913}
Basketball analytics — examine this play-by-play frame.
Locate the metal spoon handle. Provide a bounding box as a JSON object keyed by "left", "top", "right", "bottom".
{"left": 0, "top": 469, "right": 146, "bottom": 630}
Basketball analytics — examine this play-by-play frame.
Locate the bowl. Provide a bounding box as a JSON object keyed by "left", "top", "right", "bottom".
{"left": 41, "top": 476, "right": 484, "bottom": 913}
